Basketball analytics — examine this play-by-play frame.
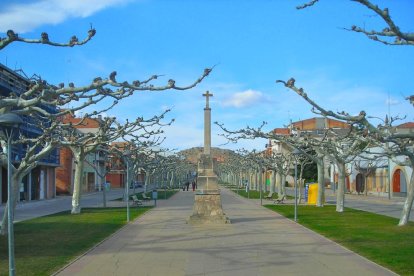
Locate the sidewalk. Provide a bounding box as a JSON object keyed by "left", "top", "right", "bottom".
{"left": 0, "top": 188, "right": 126, "bottom": 222}
{"left": 56, "top": 188, "right": 396, "bottom": 276}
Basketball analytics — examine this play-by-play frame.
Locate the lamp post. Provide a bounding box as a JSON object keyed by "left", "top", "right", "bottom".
{"left": 0, "top": 113, "right": 23, "bottom": 276}
{"left": 123, "top": 150, "right": 132, "bottom": 222}
{"left": 260, "top": 168, "right": 263, "bottom": 206}
{"left": 292, "top": 148, "right": 301, "bottom": 222}
{"left": 331, "top": 162, "right": 336, "bottom": 193}
{"left": 98, "top": 150, "right": 108, "bottom": 208}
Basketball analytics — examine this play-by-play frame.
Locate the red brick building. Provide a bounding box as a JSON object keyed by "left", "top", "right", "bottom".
{"left": 55, "top": 113, "right": 105, "bottom": 195}
{"left": 106, "top": 142, "right": 127, "bottom": 188}
{"left": 105, "top": 142, "right": 147, "bottom": 188}
{"left": 55, "top": 147, "right": 73, "bottom": 194}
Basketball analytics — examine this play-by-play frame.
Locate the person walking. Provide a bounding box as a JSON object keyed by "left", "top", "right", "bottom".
{"left": 192, "top": 180, "right": 196, "bottom": 191}
{"left": 185, "top": 181, "right": 190, "bottom": 191}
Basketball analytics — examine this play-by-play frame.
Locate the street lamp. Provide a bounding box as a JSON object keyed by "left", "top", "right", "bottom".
{"left": 0, "top": 112, "right": 23, "bottom": 276}
{"left": 96, "top": 150, "right": 108, "bottom": 207}
{"left": 260, "top": 168, "right": 264, "bottom": 206}
{"left": 123, "top": 150, "right": 132, "bottom": 222}
{"left": 292, "top": 148, "right": 301, "bottom": 222}
{"left": 330, "top": 161, "right": 336, "bottom": 193}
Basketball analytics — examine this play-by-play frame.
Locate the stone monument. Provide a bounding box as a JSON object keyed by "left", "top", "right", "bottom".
{"left": 188, "top": 91, "right": 230, "bottom": 224}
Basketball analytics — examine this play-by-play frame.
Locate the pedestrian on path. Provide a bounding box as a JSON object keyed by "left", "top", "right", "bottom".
{"left": 192, "top": 180, "right": 196, "bottom": 191}
{"left": 185, "top": 181, "right": 190, "bottom": 191}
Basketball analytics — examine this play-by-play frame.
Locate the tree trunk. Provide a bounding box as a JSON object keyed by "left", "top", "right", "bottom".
{"left": 144, "top": 172, "right": 150, "bottom": 193}
{"left": 169, "top": 171, "right": 174, "bottom": 188}
{"left": 1, "top": 170, "right": 25, "bottom": 235}
{"left": 398, "top": 158, "right": 414, "bottom": 226}
{"left": 316, "top": 159, "right": 325, "bottom": 207}
{"left": 71, "top": 151, "right": 85, "bottom": 214}
{"left": 336, "top": 161, "right": 346, "bottom": 212}
{"left": 298, "top": 179, "right": 304, "bottom": 203}
{"left": 0, "top": 176, "right": 17, "bottom": 235}
{"left": 254, "top": 170, "right": 258, "bottom": 191}
{"left": 0, "top": 201, "right": 8, "bottom": 235}
{"left": 250, "top": 171, "right": 254, "bottom": 190}
{"left": 277, "top": 172, "right": 283, "bottom": 197}
{"left": 0, "top": 202, "right": 8, "bottom": 235}
{"left": 281, "top": 174, "right": 286, "bottom": 196}
{"left": 0, "top": 144, "right": 54, "bottom": 235}
{"left": 270, "top": 170, "right": 276, "bottom": 194}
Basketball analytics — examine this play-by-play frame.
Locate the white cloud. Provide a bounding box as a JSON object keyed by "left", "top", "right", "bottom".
{"left": 222, "top": 89, "right": 265, "bottom": 108}
{"left": 73, "top": 109, "right": 82, "bottom": 118}
{"left": 162, "top": 123, "right": 203, "bottom": 151}
{"left": 385, "top": 98, "right": 400, "bottom": 106}
{"left": 0, "top": 0, "right": 133, "bottom": 33}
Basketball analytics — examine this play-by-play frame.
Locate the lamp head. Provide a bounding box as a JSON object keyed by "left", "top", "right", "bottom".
{"left": 0, "top": 113, "right": 23, "bottom": 128}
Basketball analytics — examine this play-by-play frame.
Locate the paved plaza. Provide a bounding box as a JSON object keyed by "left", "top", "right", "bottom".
{"left": 55, "top": 188, "right": 396, "bottom": 276}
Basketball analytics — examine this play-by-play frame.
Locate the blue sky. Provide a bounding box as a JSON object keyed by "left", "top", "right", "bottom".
{"left": 1, "top": 0, "right": 413, "bottom": 151}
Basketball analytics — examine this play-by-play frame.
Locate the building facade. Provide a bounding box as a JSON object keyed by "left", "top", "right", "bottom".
{"left": 0, "top": 63, "right": 60, "bottom": 203}
{"left": 55, "top": 113, "right": 106, "bottom": 194}
{"left": 266, "top": 116, "right": 413, "bottom": 198}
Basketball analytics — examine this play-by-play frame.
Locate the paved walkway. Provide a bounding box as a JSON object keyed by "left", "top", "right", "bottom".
{"left": 56, "top": 188, "right": 396, "bottom": 276}
{"left": 285, "top": 187, "right": 414, "bottom": 222}
{"left": 0, "top": 187, "right": 157, "bottom": 222}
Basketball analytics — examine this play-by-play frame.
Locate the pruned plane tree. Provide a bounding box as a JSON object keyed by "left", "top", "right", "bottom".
{"left": 0, "top": 28, "right": 211, "bottom": 235}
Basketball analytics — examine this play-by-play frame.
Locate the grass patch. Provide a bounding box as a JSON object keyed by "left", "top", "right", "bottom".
{"left": 230, "top": 189, "right": 292, "bottom": 200}
{"left": 135, "top": 189, "right": 178, "bottom": 200}
{"left": 0, "top": 207, "right": 152, "bottom": 276}
{"left": 232, "top": 189, "right": 272, "bottom": 199}
{"left": 265, "top": 204, "right": 414, "bottom": 275}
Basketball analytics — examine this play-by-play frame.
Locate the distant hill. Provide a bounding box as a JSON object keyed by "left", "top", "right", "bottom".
{"left": 179, "top": 147, "right": 236, "bottom": 164}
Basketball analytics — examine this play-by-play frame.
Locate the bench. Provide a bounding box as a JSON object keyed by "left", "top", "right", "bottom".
{"left": 264, "top": 192, "right": 274, "bottom": 200}
{"left": 274, "top": 195, "right": 286, "bottom": 204}
{"left": 131, "top": 195, "right": 142, "bottom": 206}
{"left": 141, "top": 193, "right": 151, "bottom": 201}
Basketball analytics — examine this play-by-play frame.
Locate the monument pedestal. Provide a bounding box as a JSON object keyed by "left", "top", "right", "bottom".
{"left": 187, "top": 154, "right": 230, "bottom": 225}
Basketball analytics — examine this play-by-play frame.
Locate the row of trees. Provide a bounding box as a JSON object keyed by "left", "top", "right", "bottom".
{"left": 217, "top": 147, "right": 314, "bottom": 204}
{"left": 0, "top": 28, "right": 210, "bottom": 235}
{"left": 218, "top": 0, "right": 413, "bottom": 225}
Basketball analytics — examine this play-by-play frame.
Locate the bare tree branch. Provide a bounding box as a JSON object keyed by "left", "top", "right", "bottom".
{"left": 297, "top": 0, "right": 414, "bottom": 45}
{"left": 296, "top": 0, "right": 320, "bottom": 10}
{"left": 0, "top": 28, "right": 96, "bottom": 50}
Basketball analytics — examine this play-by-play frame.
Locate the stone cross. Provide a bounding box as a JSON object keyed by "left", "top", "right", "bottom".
{"left": 202, "top": 91, "right": 213, "bottom": 155}
{"left": 203, "top": 91, "right": 213, "bottom": 109}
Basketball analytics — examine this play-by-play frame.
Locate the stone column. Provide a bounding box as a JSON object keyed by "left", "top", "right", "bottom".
{"left": 204, "top": 107, "right": 211, "bottom": 155}
{"left": 203, "top": 91, "right": 212, "bottom": 155}
{"left": 187, "top": 91, "right": 230, "bottom": 225}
